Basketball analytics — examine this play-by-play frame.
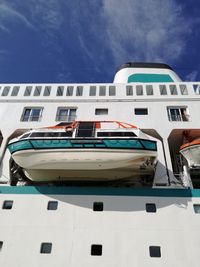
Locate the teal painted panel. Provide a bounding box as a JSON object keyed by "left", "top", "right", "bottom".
{"left": 8, "top": 140, "right": 33, "bottom": 153}
{"left": 0, "top": 186, "right": 200, "bottom": 198}
{"left": 103, "top": 139, "right": 143, "bottom": 149}
{"left": 128, "top": 73, "right": 174, "bottom": 83}
{"left": 140, "top": 140, "right": 157, "bottom": 150}
{"left": 31, "top": 139, "right": 72, "bottom": 148}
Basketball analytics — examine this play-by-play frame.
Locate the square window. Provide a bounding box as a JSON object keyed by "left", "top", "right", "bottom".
{"left": 146, "top": 85, "right": 153, "bottom": 95}
{"left": 193, "top": 204, "right": 200, "bottom": 213}
{"left": 109, "top": 86, "right": 116, "bottom": 96}
{"left": 56, "top": 86, "right": 64, "bottom": 96}
{"left": 21, "top": 107, "right": 43, "bottom": 122}
{"left": 159, "top": 85, "right": 167, "bottom": 95}
{"left": 40, "top": 243, "right": 52, "bottom": 254}
{"left": 2, "top": 200, "right": 13, "bottom": 210}
{"left": 91, "top": 245, "right": 102, "bottom": 256}
{"left": 93, "top": 202, "right": 103, "bottom": 211}
{"left": 66, "top": 86, "right": 74, "bottom": 96}
{"left": 2, "top": 86, "right": 10, "bottom": 96}
{"left": 44, "top": 86, "right": 51, "bottom": 96}
{"left": 11, "top": 86, "right": 20, "bottom": 96}
{"left": 136, "top": 85, "right": 143, "bottom": 95}
{"left": 89, "top": 86, "right": 96, "bottom": 96}
{"left": 126, "top": 85, "right": 133, "bottom": 96}
{"left": 149, "top": 246, "right": 161, "bottom": 257}
{"left": 169, "top": 85, "right": 177, "bottom": 95}
{"left": 34, "top": 86, "right": 42, "bottom": 96}
{"left": 146, "top": 203, "right": 156, "bottom": 213}
{"left": 99, "top": 86, "right": 106, "bottom": 96}
{"left": 47, "top": 201, "right": 58, "bottom": 210}
{"left": 76, "top": 86, "right": 83, "bottom": 96}
{"left": 24, "top": 86, "right": 32, "bottom": 96}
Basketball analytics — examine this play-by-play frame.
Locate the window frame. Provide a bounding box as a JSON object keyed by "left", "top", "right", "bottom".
{"left": 21, "top": 107, "right": 43, "bottom": 122}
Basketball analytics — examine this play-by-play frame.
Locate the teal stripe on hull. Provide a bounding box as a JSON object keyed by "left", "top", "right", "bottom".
{"left": 0, "top": 186, "right": 200, "bottom": 197}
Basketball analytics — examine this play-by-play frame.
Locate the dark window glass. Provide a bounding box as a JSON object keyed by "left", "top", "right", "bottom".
{"left": 40, "top": 243, "right": 52, "bottom": 254}
{"left": 44, "top": 86, "right": 51, "bottom": 96}
{"left": 91, "top": 245, "right": 102, "bottom": 256}
{"left": 169, "top": 85, "right": 178, "bottom": 95}
{"left": 2, "top": 200, "right": 13, "bottom": 210}
{"left": 34, "top": 86, "right": 42, "bottom": 96}
{"left": 30, "top": 132, "right": 45, "bottom": 138}
{"left": 56, "top": 86, "right": 64, "bottom": 96}
{"left": 146, "top": 203, "right": 156, "bottom": 213}
{"left": 45, "top": 132, "right": 59, "bottom": 137}
{"left": 93, "top": 202, "right": 103, "bottom": 211}
{"left": 193, "top": 204, "right": 200, "bottom": 214}
{"left": 149, "top": 246, "right": 161, "bottom": 257}
{"left": 109, "top": 86, "right": 116, "bottom": 96}
{"left": 95, "top": 109, "right": 108, "bottom": 115}
{"left": 24, "top": 86, "right": 32, "bottom": 96}
{"left": 99, "top": 86, "right": 106, "bottom": 96}
{"left": 136, "top": 85, "right": 143, "bottom": 95}
{"left": 180, "top": 85, "right": 188, "bottom": 95}
{"left": 47, "top": 201, "right": 58, "bottom": 210}
{"left": 60, "top": 132, "right": 73, "bottom": 137}
{"left": 146, "top": 85, "right": 153, "bottom": 95}
{"left": 2, "top": 86, "right": 10, "bottom": 96}
{"left": 0, "top": 241, "right": 3, "bottom": 251}
{"left": 159, "top": 85, "right": 167, "bottom": 95}
{"left": 19, "top": 133, "right": 30, "bottom": 140}
{"left": 126, "top": 85, "right": 133, "bottom": 96}
{"left": 89, "top": 86, "right": 96, "bottom": 96}
{"left": 11, "top": 86, "right": 20, "bottom": 96}
{"left": 135, "top": 108, "right": 148, "bottom": 115}
{"left": 97, "top": 132, "right": 137, "bottom": 137}
{"left": 76, "top": 86, "right": 83, "bottom": 96}
{"left": 66, "top": 86, "right": 73, "bottom": 96}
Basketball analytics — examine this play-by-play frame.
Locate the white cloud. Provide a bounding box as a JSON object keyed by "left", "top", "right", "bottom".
{"left": 185, "top": 70, "right": 198, "bottom": 81}
{"left": 101, "top": 0, "right": 193, "bottom": 63}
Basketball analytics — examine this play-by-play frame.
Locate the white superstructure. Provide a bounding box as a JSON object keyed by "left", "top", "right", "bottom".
{"left": 0, "top": 62, "right": 199, "bottom": 266}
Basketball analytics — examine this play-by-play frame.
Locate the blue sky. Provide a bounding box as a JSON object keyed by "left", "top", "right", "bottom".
{"left": 0, "top": 0, "right": 199, "bottom": 83}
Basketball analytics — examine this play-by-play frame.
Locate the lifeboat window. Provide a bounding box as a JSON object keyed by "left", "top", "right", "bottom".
{"left": 33, "top": 86, "right": 42, "bottom": 96}
{"left": 24, "top": 86, "right": 32, "bottom": 96}
{"left": 56, "top": 86, "right": 64, "bottom": 96}
{"left": 193, "top": 204, "right": 200, "bottom": 213}
{"left": 44, "top": 86, "right": 51, "bottom": 96}
{"left": 99, "top": 86, "right": 106, "bottom": 96}
{"left": 76, "top": 122, "right": 95, "bottom": 137}
{"left": 40, "top": 243, "right": 52, "bottom": 254}
{"left": 2, "top": 200, "right": 13, "bottom": 210}
{"left": 47, "top": 201, "right": 58, "bottom": 210}
{"left": 19, "top": 133, "right": 30, "bottom": 139}
{"left": 45, "top": 132, "right": 60, "bottom": 138}
{"left": 146, "top": 85, "right": 153, "bottom": 95}
{"left": 1, "top": 86, "right": 10, "bottom": 96}
{"left": 11, "top": 86, "right": 20, "bottom": 96}
{"left": 159, "top": 85, "right": 167, "bottom": 95}
{"left": 135, "top": 108, "right": 148, "bottom": 115}
{"left": 180, "top": 84, "right": 188, "bottom": 95}
{"left": 66, "top": 86, "right": 73, "bottom": 96}
{"left": 91, "top": 245, "right": 102, "bottom": 256}
{"left": 146, "top": 203, "right": 156, "bottom": 213}
{"left": 136, "top": 85, "right": 143, "bottom": 95}
{"left": 76, "top": 86, "right": 83, "bottom": 96}
{"left": 95, "top": 109, "right": 108, "bottom": 115}
{"left": 30, "top": 132, "right": 46, "bottom": 138}
{"left": 169, "top": 84, "right": 178, "bottom": 95}
{"left": 126, "top": 85, "right": 133, "bottom": 96}
{"left": 93, "top": 202, "right": 104, "bottom": 211}
{"left": 60, "top": 132, "right": 73, "bottom": 137}
{"left": 97, "top": 132, "right": 137, "bottom": 137}
{"left": 109, "top": 86, "right": 116, "bottom": 96}
{"left": 89, "top": 86, "right": 96, "bottom": 96}
{"left": 149, "top": 246, "right": 161, "bottom": 258}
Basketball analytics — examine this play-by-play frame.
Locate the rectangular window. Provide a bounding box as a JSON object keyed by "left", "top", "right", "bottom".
{"left": 109, "top": 86, "right": 116, "bottom": 96}
{"left": 159, "top": 85, "right": 167, "bottom": 95}
{"left": 167, "top": 107, "right": 189, "bottom": 121}
{"left": 24, "top": 86, "right": 32, "bottom": 96}
{"left": 34, "top": 86, "right": 42, "bottom": 96}
{"left": 95, "top": 109, "right": 108, "bottom": 115}
{"left": 21, "top": 107, "right": 43, "bottom": 122}
{"left": 180, "top": 84, "right": 188, "bottom": 95}
{"left": 76, "top": 86, "right": 83, "bottom": 96}
{"left": 40, "top": 243, "right": 52, "bottom": 254}
{"left": 169, "top": 84, "right": 178, "bottom": 95}
{"left": 0, "top": 242, "right": 3, "bottom": 251}
{"left": 11, "top": 86, "right": 20, "bottom": 96}
{"left": 146, "top": 85, "right": 153, "bottom": 95}
{"left": 89, "top": 86, "right": 96, "bottom": 96}
{"left": 99, "top": 86, "right": 106, "bottom": 96}
{"left": 136, "top": 85, "right": 143, "bottom": 95}
{"left": 126, "top": 85, "right": 133, "bottom": 96}
{"left": 47, "top": 201, "right": 58, "bottom": 210}
{"left": 56, "top": 86, "right": 64, "bottom": 96}
{"left": 135, "top": 108, "right": 148, "bottom": 115}
{"left": 193, "top": 204, "right": 200, "bottom": 213}
{"left": 93, "top": 202, "right": 104, "bottom": 211}
{"left": 44, "top": 86, "right": 51, "bottom": 96}
{"left": 149, "top": 246, "right": 161, "bottom": 258}
{"left": 146, "top": 203, "right": 156, "bottom": 213}
{"left": 1, "top": 86, "right": 10, "bottom": 96}
{"left": 2, "top": 200, "right": 13, "bottom": 209}
{"left": 56, "top": 108, "right": 76, "bottom": 121}
{"left": 66, "top": 86, "right": 74, "bottom": 96}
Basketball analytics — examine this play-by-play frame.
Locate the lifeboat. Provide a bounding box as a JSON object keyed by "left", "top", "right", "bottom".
{"left": 180, "top": 138, "right": 200, "bottom": 168}
{"left": 7, "top": 121, "right": 157, "bottom": 182}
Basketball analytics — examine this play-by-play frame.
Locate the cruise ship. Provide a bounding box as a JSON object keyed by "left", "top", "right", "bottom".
{"left": 0, "top": 62, "right": 200, "bottom": 266}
